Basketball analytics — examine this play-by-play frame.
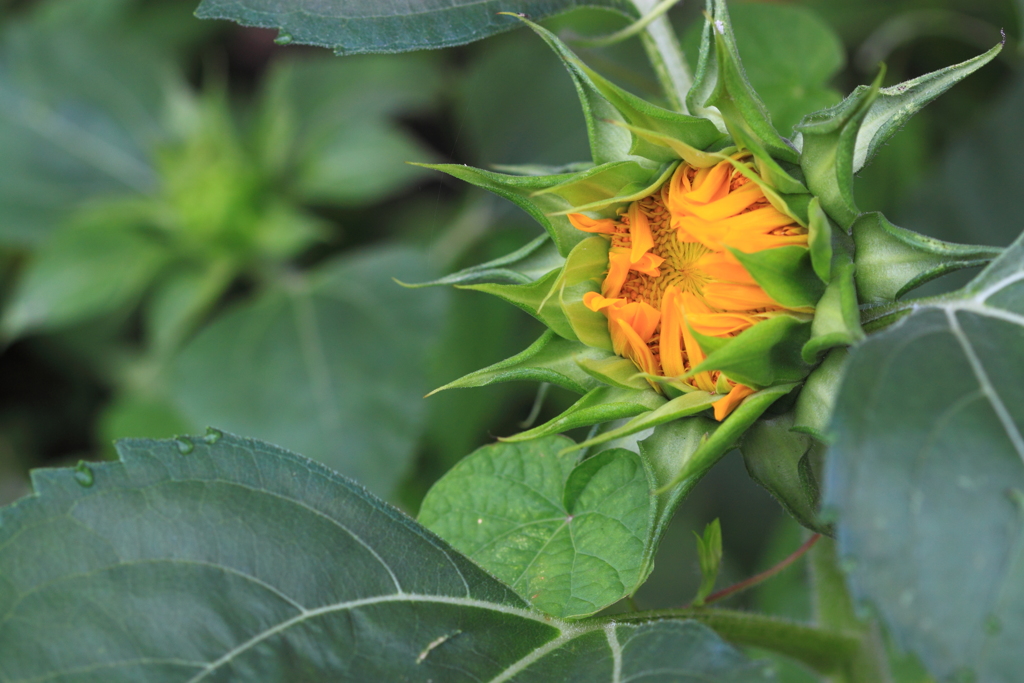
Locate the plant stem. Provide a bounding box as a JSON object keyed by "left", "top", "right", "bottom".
{"left": 810, "top": 537, "right": 893, "bottom": 683}
{"left": 631, "top": 0, "right": 693, "bottom": 112}
{"left": 611, "top": 607, "right": 859, "bottom": 674}
{"left": 691, "top": 533, "right": 821, "bottom": 607}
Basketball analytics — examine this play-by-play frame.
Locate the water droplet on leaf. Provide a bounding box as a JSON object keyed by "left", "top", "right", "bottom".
{"left": 274, "top": 32, "right": 293, "bottom": 46}
{"left": 203, "top": 427, "right": 222, "bottom": 445}
{"left": 175, "top": 437, "right": 195, "bottom": 455}
{"left": 73, "top": 462, "right": 94, "bottom": 487}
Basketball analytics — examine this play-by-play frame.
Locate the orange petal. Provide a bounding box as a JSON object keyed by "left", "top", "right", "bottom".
{"left": 618, "top": 301, "right": 661, "bottom": 342}
{"left": 701, "top": 281, "right": 781, "bottom": 311}
{"left": 687, "top": 312, "right": 759, "bottom": 337}
{"left": 584, "top": 291, "right": 622, "bottom": 313}
{"left": 630, "top": 251, "right": 665, "bottom": 277}
{"left": 627, "top": 203, "right": 654, "bottom": 262}
{"left": 604, "top": 249, "right": 633, "bottom": 298}
{"left": 680, "top": 292, "right": 717, "bottom": 393}
{"left": 659, "top": 286, "right": 686, "bottom": 377}
{"left": 569, "top": 213, "right": 618, "bottom": 235}
{"left": 696, "top": 250, "right": 758, "bottom": 285}
{"left": 615, "top": 318, "right": 660, "bottom": 376}
{"left": 686, "top": 160, "right": 731, "bottom": 204}
{"left": 683, "top": 181, "right": 763, "bottom": 221}
{"left": 713, "top": 383, "right": 756, "bottom": 421}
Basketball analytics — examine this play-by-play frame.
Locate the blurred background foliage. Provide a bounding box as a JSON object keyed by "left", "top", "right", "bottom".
{"left": 0, "top": 0, "right": 1019, "bottom": 678}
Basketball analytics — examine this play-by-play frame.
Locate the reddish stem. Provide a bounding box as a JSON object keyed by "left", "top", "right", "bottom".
{"left": 689, "top": 533, "right": 822, "bottom": 608}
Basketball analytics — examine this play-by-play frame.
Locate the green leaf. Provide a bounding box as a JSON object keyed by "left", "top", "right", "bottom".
{"left": 419, "top": 436, "right": 655, "bottom": 618}
{"left": 728, "top": 245, "right": 824, "bottom": 309}
{"left": 0, "top": 21, "right": 166, "bottom": 246}
{"left": 406, "top": 234, "right": 564, "bottom": 287}
{"left": 2, "top": 221, "right": 169, "bottom": 338}
{"left": 692, "top": 518, "right": 723, "bottom": 606}
{"left": 430, "top": 329, "right": 607, "bottom": 396}
{"left": 576, "top": 356, "right": 651, "bottom": 390}
{"left": 852, "top": 212, "right": 1003, "bottom": 304}
{"left": 416, "top": 163, "right": 586, "bottom": 256}
{"left": 851, "top": 42, "right": 1002, "bottom": 174}
{"left": 0, "top": 432, "right": 770, "bottom": 681}
{"left": 502, "top": 386, "right": 666, "bottom": 442}
{"left": 688, "top": 0, "right": 799, "bottom": 164}
{"left": 195, "top": 0, "right": 639, "bottom": 55}
{"left": 741, "top": 412, "right": 829, "bottom": 534}
{"left": 691, "top": 315, "right": 813, "bottom": 389}
{"left": 168, "top": 246, "right": 446, "bottom": 499}
{"left": 826, "top": 230, "right": 1024, "bottom": 682}
{"left": 257, "top": 52, "right": 444, "bottom": 204}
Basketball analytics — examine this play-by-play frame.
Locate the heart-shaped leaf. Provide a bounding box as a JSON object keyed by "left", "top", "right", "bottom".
{"left": 419, "top": 436, "right": 655, "bottom": 618}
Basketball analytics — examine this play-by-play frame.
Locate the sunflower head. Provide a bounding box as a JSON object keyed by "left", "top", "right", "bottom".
{"left": 416, "top": 0, "right": 1001, "bottom": 464}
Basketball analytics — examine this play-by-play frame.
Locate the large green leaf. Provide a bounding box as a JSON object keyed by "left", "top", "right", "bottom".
{"left": 169, "top": 246, "right": 446, "bottom": 499}
{"left": 826, "top": 231, "right": 1024, "bottom": 682}
{"left": 257, "top": 55, "right": 443, "bottom": 206}
{"left": 194, "top": 0, "right": 638, "bottom": 55}
{"left": 0, "top": 432, "right": 772, "bottom": 681}
{"left": 0, "top": 21, "right": 167, "bottom": 245}
{"left": 1, "top": 220, "right": 169, "bottom": 338}
{"left": 419, "top": 436, "right": 655, "bottom": 618}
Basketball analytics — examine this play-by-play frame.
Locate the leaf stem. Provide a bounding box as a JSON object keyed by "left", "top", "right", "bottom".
{"left": 632, "top": 0, "right": 693, "bottom": 112}
{"left": 689, "top": 533, "right": 821, "bottom": 608}
{"left": 609, "top": 607, "right": 860, "bottom": 673}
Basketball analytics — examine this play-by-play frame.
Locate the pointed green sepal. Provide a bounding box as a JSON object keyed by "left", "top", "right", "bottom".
{"left": 807, "top": 197, "right": 833, "bottom": 283}
{"left": 795, "top": 68, "right": 885, "bottom": 229}
{"left": 413, "top": 163, "right": 585, "bottom": 256}
{"left": 689, "top": 315, "right": 813, "bottom": 388}
{"left": 539, "top": 161, "right": 673, "bottom": 216}
{"left": 427, "top": 329, "right": 608, "bottom": 397}
{"left": 460, "top": 269, "right": 577, "bottom": 341}
{"left": 728, "top": 246, "right": 824, "bottom": 309}
{"left": 851, "top": 212, "right": 1004, "bottom": 303}
{"left": 610, "top": 121, "right": 725, "bottom": 168}
{"left": 490, "top": 161, "right": 595, "bottom": 176}
{"left": 801, "top": 260, "right": 864, "bottom": 363}
{"left": 852, "top": 42, "right": 1002, "bottom": 173}
{"left": 501, "top": 385, "right": 666, "bottom": 443}
{"left": 403, "top": 234, "right": 563, "bottom": 287}
{"left": 654, "top": 382, "right": 799, "bottom": 494}
{"left": 688, "top": 0, "right": 799, "bottom": 164}
{"left": 565, "top": 391, "right": 716, "bottom": 454}
{"left": 549, "top": 236, "right": 614, "bottom": 350}
{"left": 726, "top": 124, "right": 807, "bottom": 194}
{"left": 514, "top": 15, "right": 725, "bottom": 166}
{"left": 792, "top": 347, "right": 848, "bottom": 443}
{"left": 576, "top": 356, "right": 650, "bottom": 390}
{"left": 740, "top": 412, "right": 831, "bottom": 535}
{"left": 509, "top": 17, "right": 630, "bottom": 164}
{"left": 692, "top": 519, "right": 724, "bottom": 606}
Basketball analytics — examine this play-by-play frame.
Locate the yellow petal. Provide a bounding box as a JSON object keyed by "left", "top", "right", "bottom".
{"left": 604, "top": 249, "right": 633, "bottom": 298}
{"left": 614, "top": 318, "right": 660, "bottom": 376}
{"left": 687, "top": 311, "right": 759, "bottom": 337}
